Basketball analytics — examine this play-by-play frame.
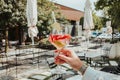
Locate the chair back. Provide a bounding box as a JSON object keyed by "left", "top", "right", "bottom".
{"left": 102, "top": 44, "right": 112, "bottom": 56}
{"left": 46, "top": 58, "right": 64, "bottom": 80}
{"left": 46, "top": 58, "right": 57, "bottom": 69}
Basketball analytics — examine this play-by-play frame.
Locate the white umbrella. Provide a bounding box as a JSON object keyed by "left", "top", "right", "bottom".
{"left": 83, "top": 0, "right": 94, "bottom": 47}
{"left": 26, "top": 0, "right": 38, "bottom": 45}
{"left": 83, "top": 0, "right": 94, "bottom": 30}
{"left": 51, "top": 11, "right": 61, "bottom": 34}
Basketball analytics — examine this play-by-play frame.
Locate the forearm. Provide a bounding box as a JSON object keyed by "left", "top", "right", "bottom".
{"left": 71, "top": 58, "right": 87, "bottom": 75}
{"left": 78, "top": 64, "right": 88, "bottom": 75}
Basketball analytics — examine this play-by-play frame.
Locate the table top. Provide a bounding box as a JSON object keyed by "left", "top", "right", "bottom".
{"left": 86, "top": 51, "right": 105, "bottom": 58}
{"left": 76, "top": 50, "right": 105, "bottom": 58}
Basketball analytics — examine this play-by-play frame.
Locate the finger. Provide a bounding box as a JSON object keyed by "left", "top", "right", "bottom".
{"left": 55, "top": 58, "right": 65, "bottom": 65}
{"left": 58, "top": 54, "right": 70, "bottom": 62}
{"left": 65, "top": 49, "right": 78, "bottom": 57}
{"left": 61, "top": 49, "right": 71, "bottom": 53}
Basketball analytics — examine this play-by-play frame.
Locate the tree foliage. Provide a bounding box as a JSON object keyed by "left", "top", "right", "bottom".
{"left": 0, "top": 0, "right": 26, "bottom": 29}
{"left": 0, "top": 0, "right": 68, "bottom": 39}
{"left": 0, "top": 0, "right": 26, "bottom": 52}
{"left": 92, "top": 12, "right": 103, "bottom": 30}
{"left": 37, "top": 0, "right": 68, "bottom": 37}
{"left": 95, "top": 0, "right": 120, "bottom": 30}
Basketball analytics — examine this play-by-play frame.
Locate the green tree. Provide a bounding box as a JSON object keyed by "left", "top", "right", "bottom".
{"left": 37, "top": 0, "right": 68, "bottom": 38}
{"left": 0, "top": 0, "right": 68, "bottom": 52}
{"left": 92, "top": 12, "right": 103, "bottom": 30}
{"left": 0, "top": 0, "right": 26, "bottom": 52}
{"left": 95, "top": 0, "right": 120, "bottom": 31}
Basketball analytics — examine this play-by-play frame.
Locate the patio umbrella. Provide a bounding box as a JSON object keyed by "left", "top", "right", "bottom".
{"left": 83, "top": 0, "right": 94, "bottom": 46}
{"left": 26, "top": 0, "right": 38, "bottom": 45}
{"left": 51, "top": 11, "right": 61, "bottom": 34}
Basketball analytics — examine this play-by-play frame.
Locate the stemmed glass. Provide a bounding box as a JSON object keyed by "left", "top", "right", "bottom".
{"left": 49, "top": 28, "right": 71, "bottom": 74}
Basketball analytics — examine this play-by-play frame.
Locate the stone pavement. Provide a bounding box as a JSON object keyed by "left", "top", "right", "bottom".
{"left": 0, "top": 41, "right": 108, "bottom": 80}
{"left": 0, "top": 47, "right": 55, "bottom": 80}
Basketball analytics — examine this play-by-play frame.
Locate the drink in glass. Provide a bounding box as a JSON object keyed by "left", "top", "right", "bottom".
{"left": 49, "top": 34, "right": 71, "bottom": 64}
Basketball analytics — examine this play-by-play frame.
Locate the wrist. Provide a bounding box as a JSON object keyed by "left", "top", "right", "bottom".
{"left": 78, "top": 64, "right": 88, "bottom": 75}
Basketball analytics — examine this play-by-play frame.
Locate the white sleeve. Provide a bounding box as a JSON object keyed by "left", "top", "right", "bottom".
{"left": 82, "top": 67, "right": 118, "bottom": 80}
{"left": 82, "top": 67, "right": 99, "bottom": 80}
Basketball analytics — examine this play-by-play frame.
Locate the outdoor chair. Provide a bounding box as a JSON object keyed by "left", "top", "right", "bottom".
{"left": 14, "top": 45, "right": 39, "bottom": 77}
{"left": 101, "top": 44, "right": 112, "bottom": 62}
{"left": 100, "top": 61, "right": 120, "bottom": 75}
{"left": 0, "top": 50, "right": 5, "bottom": 71}
{"left": 76, "top": 52, "right": 86, "bottom": 61}
{"left": 46, "top": 58, "right": 64, "bottom": 80}
{"left": 93, "top": 44, "right": 112, "bottom": 67}
{"left": 16, "top": 45, "right": 42, "bottom": 63}
{"left": 46, "top": 58, "right": 77, "bottom": 80}
{"left": 93, "top": 56, "right": 109, "bottom": 67}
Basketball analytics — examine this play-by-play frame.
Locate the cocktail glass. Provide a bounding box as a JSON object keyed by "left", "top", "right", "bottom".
{"left": 49, "top": 34, "right": 71, "bottom": 73}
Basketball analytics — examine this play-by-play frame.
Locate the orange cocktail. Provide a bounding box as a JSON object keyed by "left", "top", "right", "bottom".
{"left": 49, "top": 34, "right": 71, "bottom": 64}
{"left": 49, "top": 34, "right": 71, "bottom": 49}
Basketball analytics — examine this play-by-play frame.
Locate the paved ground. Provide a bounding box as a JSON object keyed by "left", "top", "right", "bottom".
{"left": 0, "top": 41, "right": 117, "bottom": 80}
{"left": 0, "top": 47, "right": 54, "bottom": 80}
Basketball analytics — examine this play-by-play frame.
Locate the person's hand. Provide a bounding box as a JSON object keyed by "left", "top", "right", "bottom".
{"left": 54, "top": 49, "right": 83, "bottom": 71}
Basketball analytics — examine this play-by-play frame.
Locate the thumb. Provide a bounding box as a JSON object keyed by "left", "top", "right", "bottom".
{"left": 58, "top": 54, "right": 70, "bottom": 62}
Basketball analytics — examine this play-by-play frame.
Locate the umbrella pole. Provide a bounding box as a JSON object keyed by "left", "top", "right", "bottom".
{"left": 31, "top": 36, "right": 34, "bottom": 45}
{"left": 86, "top": 37, "right": 89, "bottom": 51}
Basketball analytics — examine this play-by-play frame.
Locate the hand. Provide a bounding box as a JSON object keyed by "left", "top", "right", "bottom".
{"left": 55, "top": 49, "right": 83, "bottom": 71}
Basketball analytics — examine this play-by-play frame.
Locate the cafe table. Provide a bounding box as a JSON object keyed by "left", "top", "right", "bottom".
{"left": 76, "top": 50, "right": 106, "bottom": 65}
